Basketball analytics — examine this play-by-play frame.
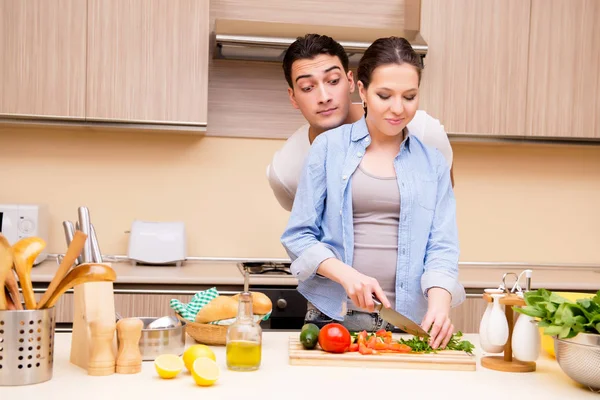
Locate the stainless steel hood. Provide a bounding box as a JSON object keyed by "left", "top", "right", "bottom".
{"left": 214, "top": 19, "right": 428, "bottom": 66}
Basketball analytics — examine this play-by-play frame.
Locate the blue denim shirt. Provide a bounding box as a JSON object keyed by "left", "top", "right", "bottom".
{"left": 280, "top": 117, "right": 465, "bottom": 324}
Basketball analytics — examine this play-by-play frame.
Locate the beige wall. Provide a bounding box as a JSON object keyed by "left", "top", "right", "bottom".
{"left": 1, "top": 126, "right": 599, "bottom": 264}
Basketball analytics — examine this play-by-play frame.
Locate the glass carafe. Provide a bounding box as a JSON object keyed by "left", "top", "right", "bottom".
{"left": 225, "top": 289, "right": 262, "bottom": 371}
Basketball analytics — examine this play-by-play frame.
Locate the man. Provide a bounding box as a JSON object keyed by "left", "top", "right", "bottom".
{"left": 267, "top": 34, "right": 454, "bottom": 212}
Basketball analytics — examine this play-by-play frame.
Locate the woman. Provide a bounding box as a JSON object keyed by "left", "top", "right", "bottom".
{"left": 280, "top": 37, "right": 465, "bottom": 349}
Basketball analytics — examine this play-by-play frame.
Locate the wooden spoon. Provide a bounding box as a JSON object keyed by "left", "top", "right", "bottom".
{"left": 39, "top": 263, "right": 117, "bottom": 309}
{"left": 12, "top": 237, "right": 46, "bottom": 309}
{"left": 4, "top": 269, "right": 23, "bottom": 310}
{"left": 0, "top": 234, "right": 22, "bottom": 309}
{"left": 37, "top": 230, "right": 88, "bottom": 309}
{"left": 0, "top": 234, "right": 15, "bottom": 310}
{"left": 4, "top": 287, "right": 17, "bottom": 310}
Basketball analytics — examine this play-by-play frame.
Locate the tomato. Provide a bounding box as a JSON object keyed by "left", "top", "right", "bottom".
{"left": 318, "top": 323, "right": 352, "bottom": 353}
{"left": 388, "top": 343, "right": 411, "bottom": 353}
{"left": 366, "top": 335, "right": 378, "bottom": 349}
{"left": 357, "top": 330, "right": 368, "bottom": 345}
{"left": 374, "top": 341, "right": 389, "bottom": 350}
{"left": 349, "top": 343, "right": 359, "bottom": 352}
{"left": 359, "top": 343, "right": 378, "bottom": 355}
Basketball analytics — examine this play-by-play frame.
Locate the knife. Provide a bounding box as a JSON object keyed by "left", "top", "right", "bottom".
{"left": 372, "top": 297, "right": 430, "bottom": 338}
{"left": 77, "top": 207, "right": 93, "bottom": 263}
{"left": 90, "top": 223, "right": 103, "bottom": 263}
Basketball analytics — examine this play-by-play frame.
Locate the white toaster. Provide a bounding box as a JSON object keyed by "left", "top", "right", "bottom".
{"left": 127, "top": 220, "right": 187, "bottom": 266}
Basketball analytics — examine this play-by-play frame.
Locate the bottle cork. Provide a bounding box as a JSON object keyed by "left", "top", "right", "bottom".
{"left": 115, "top": 317, "right": 144, "bottom": 374}
{"left": 88, "top": 321, "right": 116, "bottom": 376}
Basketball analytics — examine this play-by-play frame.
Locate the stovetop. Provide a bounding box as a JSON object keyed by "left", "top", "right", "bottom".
{"left": 237, "top": 261, "right": 292, "bottom": 277}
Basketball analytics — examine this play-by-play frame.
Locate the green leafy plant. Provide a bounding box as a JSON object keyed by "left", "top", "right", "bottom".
{"left": 515, "top": 289, "right": 600, "bottom": 339}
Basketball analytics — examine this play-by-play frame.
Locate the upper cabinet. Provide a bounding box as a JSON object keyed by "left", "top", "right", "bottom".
{"left": 526, "top": 0, "right": 600, "bottom": 139}
{"left": 86, "top": 0, "right": 209, "bottom": 127}
{"left": 419, "top": 0, "right": 531, "bottom": 136}
{"left": 0, "top": 0, "right": 208, "bottom": 131}
{"left": 0, "top": 0, "right": 86, "bottom": 119}
{"left": 212, "top": 0, "right": 421, "bottom": 31}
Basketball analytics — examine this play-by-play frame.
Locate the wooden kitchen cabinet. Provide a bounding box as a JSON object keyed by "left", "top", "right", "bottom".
{"left": 212, "top": 0, "right": 421, "bottom": 31}
{"left": 526, "top": 0, "right": 600, "bottom": 139}
{"left": 0, "top": 0, "right": 86, "bottom": 119}
{"left": 86, "top": 0, "right": 209, "bottom": 127}
{"left": 48, "top": 292, "right": 194, "bottom": 324}
{"left": 419, "top": 0, "right": 531, "bottom": 136}
{"left": 449, "top": 295, "right": 487, "bottom": 334}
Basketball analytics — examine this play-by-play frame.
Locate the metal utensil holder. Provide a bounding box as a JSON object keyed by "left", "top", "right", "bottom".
{"left": 0, "top": 307, "right": 56, "bottom": 386}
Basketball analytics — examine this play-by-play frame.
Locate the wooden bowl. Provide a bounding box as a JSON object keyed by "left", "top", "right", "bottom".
{"left": 175, "top": 314, "right": 228, "bottom": 346}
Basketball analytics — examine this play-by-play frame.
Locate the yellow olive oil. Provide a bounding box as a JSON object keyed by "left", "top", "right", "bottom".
{"left": 226, "top": 340, "right": 261, "bottom": 371}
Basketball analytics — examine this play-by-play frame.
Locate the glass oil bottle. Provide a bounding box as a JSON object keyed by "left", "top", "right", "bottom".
{"left": 225, "top": 270, "right": 262, "bottom": 371}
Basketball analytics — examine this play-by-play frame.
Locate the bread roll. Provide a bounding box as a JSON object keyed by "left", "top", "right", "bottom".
{"left": 195, "top": 296, "right": 238, "bottom": 323}
{"left": 232, "top": 291, "right": 272, "bottom": 315}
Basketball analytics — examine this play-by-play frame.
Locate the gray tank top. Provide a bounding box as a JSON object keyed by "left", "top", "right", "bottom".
{"left": 349, "top": 164, "right": 400, "bottom": 310}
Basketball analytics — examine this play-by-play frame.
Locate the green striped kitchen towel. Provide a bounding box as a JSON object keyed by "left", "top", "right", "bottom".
{"left": 170, "top": 287, "right": 219, "bottom": 321}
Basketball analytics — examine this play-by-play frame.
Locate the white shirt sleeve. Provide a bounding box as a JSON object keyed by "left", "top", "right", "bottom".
{"left": 266, "top": 159, "right": 294, "bottom": 212}
{"left": 409, "top": 111, "right": 453, "bottom": 168}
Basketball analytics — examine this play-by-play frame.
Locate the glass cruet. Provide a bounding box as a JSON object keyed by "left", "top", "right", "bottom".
{"left": 225, "top": 270, "right": 262, "bottom": 371}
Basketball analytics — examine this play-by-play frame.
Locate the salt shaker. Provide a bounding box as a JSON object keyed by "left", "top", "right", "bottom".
{"left": 116, "top": 317, "right": 143, "bottom": 374}
{"left": 88, "top": 321, "right": 116, "bottom": 376}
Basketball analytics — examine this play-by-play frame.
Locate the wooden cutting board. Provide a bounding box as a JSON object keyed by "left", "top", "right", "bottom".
{"left": 288, "top": 336, "right": 476, "bottom": 371}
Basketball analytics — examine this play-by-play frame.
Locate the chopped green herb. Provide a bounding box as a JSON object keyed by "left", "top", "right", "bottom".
{"left": 397, "top": 331, "right": 475, "bottom": 355}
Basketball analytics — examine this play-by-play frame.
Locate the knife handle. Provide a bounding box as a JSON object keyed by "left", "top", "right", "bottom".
{"left": 78, "top": 207, "right": 93, "bottom": 263}
{"left": 371, "top": 296, "right": 385, "bottom": 312}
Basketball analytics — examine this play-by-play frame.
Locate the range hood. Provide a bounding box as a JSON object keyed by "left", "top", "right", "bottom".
{"left": 214, "top": 19, "right": 428, "bottom": 66}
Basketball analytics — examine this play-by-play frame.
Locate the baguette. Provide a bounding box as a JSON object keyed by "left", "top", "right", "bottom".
{"left": 195, "top": 296, "right": 238, "bottom": 323}
{"left": 232, "top": 291, "right": 272, "bottom": 315}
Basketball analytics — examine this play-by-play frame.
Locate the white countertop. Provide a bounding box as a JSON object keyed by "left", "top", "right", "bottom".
{"left": 2, "top": 332, "right": 598, "bottom": 399}
{"left": 30, "top": 258, "right": 600, "bottom": 291}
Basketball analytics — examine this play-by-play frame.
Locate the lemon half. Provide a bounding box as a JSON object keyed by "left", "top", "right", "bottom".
{"left": 182, "top": 344, "right": 216, "bottom": 372}
{"left": 191, "top": 357, "right": 220, "bottom": 386}
{"left": 154, "top": 354, "right": 184, "bottom": 379}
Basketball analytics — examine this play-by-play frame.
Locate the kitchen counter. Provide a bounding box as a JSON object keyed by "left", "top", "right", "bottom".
{"left": 30, "top": 258, "right": 600, "bottom": 291}
{"left": 2, "top": 332, "right": 598, "bottom": 399}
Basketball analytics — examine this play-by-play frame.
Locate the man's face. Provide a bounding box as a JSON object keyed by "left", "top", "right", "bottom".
{"left": 288, "top": 54, "right": 355, "bottom": 134}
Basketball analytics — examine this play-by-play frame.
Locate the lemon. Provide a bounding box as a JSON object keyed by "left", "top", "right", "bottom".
{"left": 191, "top": 357, "right": 220, "bottom": 386}
{"left": 182, "top": 344, "right": 216, "bottom": 372}
{"left": 154, "top": 354, "right": 184, "bottom": 379}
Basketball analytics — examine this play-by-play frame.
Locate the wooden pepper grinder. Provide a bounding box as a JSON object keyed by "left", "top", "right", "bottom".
{"left": 88, "top": 321, "right": 116, "bottom": 376}
{"left": 116, "top": 318, "right": 143, "bottom": 374}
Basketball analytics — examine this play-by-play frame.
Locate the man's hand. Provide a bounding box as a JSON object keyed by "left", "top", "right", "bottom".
{"left": 317, "top": 258, "right": 391, "bottom": 312}
{"left": 421, "top": 287, "right": 453, "bottom": 349}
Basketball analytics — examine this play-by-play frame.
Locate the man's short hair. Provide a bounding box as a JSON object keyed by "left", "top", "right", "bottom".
{"left": 282, "top": 34, "right": 349, "bottom": 88}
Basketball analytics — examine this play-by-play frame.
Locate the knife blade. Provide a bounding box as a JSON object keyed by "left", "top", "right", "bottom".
{"left": 90, "top": 223, "right": 103, "bottom": 263}
{"left": 373, "top": 298, "right": 430, "bottom": 338}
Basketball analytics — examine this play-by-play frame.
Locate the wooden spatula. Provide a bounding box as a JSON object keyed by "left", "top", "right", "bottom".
{"left": 12, "top": 237, "right": 46, "bottom": 309}
{"left": 0, "top": 234, "right": 15, "bottom": 310}
{"left": 38, "top": 263, "right": 117, "bottom": 309}
{"left": 37, "top": 230, "right": 88, "bottom": 309}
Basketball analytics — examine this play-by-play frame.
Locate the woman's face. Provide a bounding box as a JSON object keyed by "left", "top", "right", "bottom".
{"left": 358, "top": 63, "right": 419, "bottom": 138}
